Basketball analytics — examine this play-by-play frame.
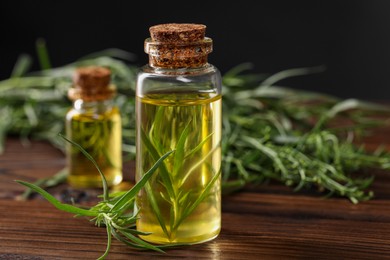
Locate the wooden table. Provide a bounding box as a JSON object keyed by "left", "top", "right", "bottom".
{"left": 1, "top": 137, "right": 390, "bottom": 260}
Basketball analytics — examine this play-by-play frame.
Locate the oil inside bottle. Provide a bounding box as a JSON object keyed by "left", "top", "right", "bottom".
{"left": 135, "top": 92, "right": 221, "bottom": 244}
{"left": 66, "top": 105, "right": 122, "bottom": 188}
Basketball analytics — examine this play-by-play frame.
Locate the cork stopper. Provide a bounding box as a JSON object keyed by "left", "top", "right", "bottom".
{"left": 149, "top": 23, "right": 206, "bottom": 43}
{"left": 68, "top": 66, "right": 116, "bottom": 102}
{"left": 145, "top": 23, "right": 213, "bottom": 69}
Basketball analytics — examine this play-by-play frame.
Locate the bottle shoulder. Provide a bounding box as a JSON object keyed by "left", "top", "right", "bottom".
{"left": 139, "top": 63, "right": 220, "bottom": 77}
{"left": 137, "top": 64, "right": 222, "bottom": 96}
{"left": 66, "top": 101, "right": 120, "bottom": 121}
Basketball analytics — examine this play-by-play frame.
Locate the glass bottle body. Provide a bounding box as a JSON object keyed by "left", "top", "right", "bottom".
{"left": 66, "top": 99, "right": 123, "bottom": 188}
{"left": 135, "top": 64, "right": 222, "bottom": 244}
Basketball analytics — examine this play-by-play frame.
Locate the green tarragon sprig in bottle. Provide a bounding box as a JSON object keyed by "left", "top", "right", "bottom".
{"left": 135, "top": 23, "right": 222, "bottom": 244}
{"left": 66, "top": 67, "right": 123, "bottom": 188}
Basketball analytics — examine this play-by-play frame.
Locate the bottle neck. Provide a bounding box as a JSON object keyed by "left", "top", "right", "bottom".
{"left": 73, "top": 99, "right": 114, "bottom": 114}
{"left": 68, "top": 84, "right": 117, "bottom": 102}
{"left": 142, "top": 63, "right": 217, "bottom": 76}
{"left": 144, "top": 37, "right": 213, "bottom": 69}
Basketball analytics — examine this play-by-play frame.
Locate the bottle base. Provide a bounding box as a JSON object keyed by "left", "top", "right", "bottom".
{"left": 138, "top": 227, "right": 221, "bottom": 245}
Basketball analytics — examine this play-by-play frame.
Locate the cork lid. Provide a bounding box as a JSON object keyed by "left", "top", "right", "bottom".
{"left": 145, "top": 23, "right": 213, "bottom": 68}
{"left": 149, "top": 23, "right": 206, "bottom": 43}
{"left": 68, "top": 66, "right": 116, "bottom": 101}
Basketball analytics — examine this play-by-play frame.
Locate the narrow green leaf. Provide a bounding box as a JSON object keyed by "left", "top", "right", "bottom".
{"left": 260, "top": 65, "right": 325, "bottom": 87}
{"left": 223, "top": 62, "right": 254, "bottom": 78}
{"left": 141, "top": 129, "right": 174, "bottom": 198}
{"left": 15, "top": 180, "right": 97, "bottom": 217}
{"left": 0, "top": 125, "right": 8, "bottom": 154}
{"left": 174, "top": 168, "right": 221, "bottom": 230}
{"left": 24, "top": 102, "right": 39, "bottom": 127}
{"left": 111, "top": 229, "right": 163, "bottom": 252}
{"left": 36, "top": 38, "right": 52, "bottom": 70}
{"left": 148, "top": 106, "right": 165, "bottom": 154}
{"left": 221, "top": 179, "right": 246, "bottom": 195}
{"left": 172, "top": 123, "right": 191, "bottom": 177}
{"left": 11, "top": 54, "right": 32, "bottom": 78}
{"left": 184, "top": 132, "right": 214, "bottom": 159}
{"left": 181, "top": 143, "right": 220, "bottom": 185}
{"left": 120, "top": 230, "right": 164, "bottom": 253}
{"left": 20, "top": 167, "right": 68, "bottom": 200}
{"left": 110, "top": 150, "right": 173, "bottom": 212}
{"left": 97, "top": 223, "right": 112, "bottom": 260}
{"left": 241, "top": 136, "right": 288, "bottom": 177}
{"left": 59, "top": 133, "right": 109, "bottom": 201}
{"left": 0, "top": 77, "right": 54, "bottom": 92}
{"left": 19, "top": 178, "right": 46, "bottom": 200}
{"left": 144, "top": 181, "right": 170, "bottom": 238}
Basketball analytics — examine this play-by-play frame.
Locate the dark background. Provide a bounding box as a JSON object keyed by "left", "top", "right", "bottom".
{"left": 1, "top": 1, "right": 390, "bottom": 99}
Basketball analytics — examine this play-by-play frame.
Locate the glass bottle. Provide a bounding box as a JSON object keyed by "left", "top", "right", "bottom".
{"left": 66, "top": 66, "right": 122, "bottom": 188}
{"left": 135, "top": 24, "right": 222, "bottom": 244}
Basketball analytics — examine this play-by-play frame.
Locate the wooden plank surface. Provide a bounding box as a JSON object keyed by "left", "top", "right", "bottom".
{"left": 1, "top": 138, "right": 390, "bottom": 259}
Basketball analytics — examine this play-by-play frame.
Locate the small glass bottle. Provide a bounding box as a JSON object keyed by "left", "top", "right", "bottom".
{"left": 66, "top": 66, "right": 123, "bottom": 188}
{"left": 135, "top": 24, "right": 222, "bottom": 244}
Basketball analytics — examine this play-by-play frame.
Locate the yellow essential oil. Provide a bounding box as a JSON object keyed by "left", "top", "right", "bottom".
{"left": 136, "top": 93, "right": 221, "bottom": 243}
{"left": 135, "top": 24, "right": 222, "bottom": 244}
{"left": 66, "top": 105, "right": 122, "bottom": 187}
{"left": 66, "top": 67, "right": 123, "bottom": 188}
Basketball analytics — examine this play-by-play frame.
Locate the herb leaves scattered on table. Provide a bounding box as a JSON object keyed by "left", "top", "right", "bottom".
{"left": 222, "top": 64, "right": 390, "bottom": 203}
{"left": 2, "top": 47, "right": 390, "bottom": 203}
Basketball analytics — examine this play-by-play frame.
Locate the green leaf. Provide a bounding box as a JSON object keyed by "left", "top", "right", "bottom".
{"left": 260, "top": 65, "right": 326, "bottom": 87}
{"left": 241, "top": 136, "right": 288, "bottom": 177}
{"left": 97, "top": 223, "right": 112, "bottom": 260}
{"left": 141, "top": 128, "right": 175, "bottom": 198}
{"left": 36, "top": 38, "right": 52, "bottom": 70}
{"left": 110, "top": 150, "right": 173, "bottom": 212}
{"left": 314, "top": 99, "right": 390, "bottom": 131}
{"left": 184, "top": 132, "right": 214, "bottom": 159}
{"left": 223, "top": 62, "right": 254, "bottom": 78}
{"left": 172, "top": 123, "right": 191, "bottom": 177}
{"left": 20, "top": 167, "right": 68, "bottom": 200}
{"left": 174, "top": 167, "right": 221, "bottom": 230}
{"left": 11, "top": 54, "right": 32, "bottom": 78}
{"left": 15, "top": 180, "right": 97, "bottom": 217}
{"left": 120, "top": 230, "right": 164, "bottom": 253}
{"left": 0, "top": 77, "right": 54, "bottom": 92}
{"left": 111, "top": 229, "right": 162, "bottom": 252}
{"left": 59, "top": 133, "right": 109, "bottom": 201}
{"left": 144, "top": 181, "right": 170, "bottom": 239}
{"left": 181, "top": 142, "right": 220, "bottom": 186}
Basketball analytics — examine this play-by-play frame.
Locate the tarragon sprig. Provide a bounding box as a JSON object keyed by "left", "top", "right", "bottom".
{"left": 17, "top": 134, "right": 174, "bottom": 259}
{"left": 221, "top": 65, "right": 390, "bottom": 203}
